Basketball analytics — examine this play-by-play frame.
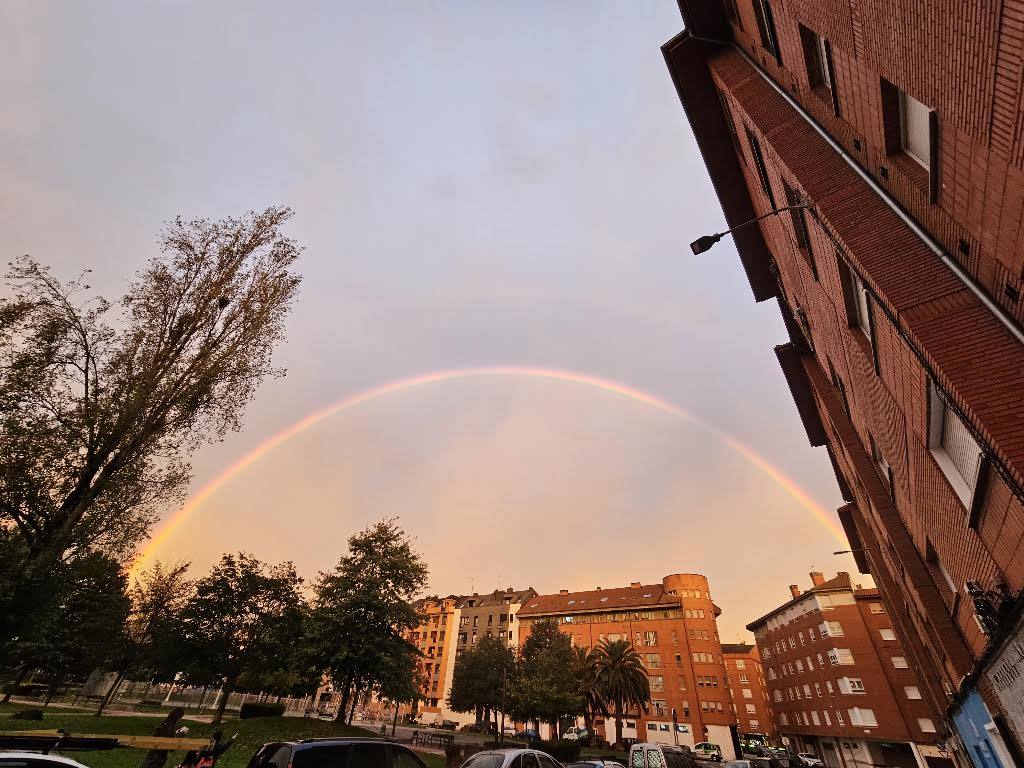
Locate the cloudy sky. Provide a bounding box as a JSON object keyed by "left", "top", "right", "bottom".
{"left": 1, "top": 1, "right": 858, "bottom": 640}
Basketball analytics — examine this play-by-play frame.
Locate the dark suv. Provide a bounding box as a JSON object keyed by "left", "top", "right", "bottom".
{"left": 247, "top": 739, "right": 427, "bottom": 768}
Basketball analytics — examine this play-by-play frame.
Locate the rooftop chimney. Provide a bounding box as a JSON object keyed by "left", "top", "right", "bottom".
{"left": 630, "top": 582, "right": 642, "bottom": 589}
{"left": 789, "top": 585, "right": 801, "bottom": 598}
{"left": 810, "top": 571, "right": 825, "bottom": 586}
{"left": 559, "top": 589, "right": 569, "bottom": 595}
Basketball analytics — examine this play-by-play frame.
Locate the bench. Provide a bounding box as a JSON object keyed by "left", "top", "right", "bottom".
{"left": 135, "top": 700, "right": 164, "bottom": 712}
{"left": 410, "top": 732, "right": 455, "bottom": 748}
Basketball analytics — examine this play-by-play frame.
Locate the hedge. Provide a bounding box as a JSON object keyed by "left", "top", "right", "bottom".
{"left": 10, "top": 709, "right": 44, "bottom": 721}
{"left": 530, "top": 740, "right": 581, "bottom": 762}
{"left": 239, "top": 701, "right": 286, "bottom": 719}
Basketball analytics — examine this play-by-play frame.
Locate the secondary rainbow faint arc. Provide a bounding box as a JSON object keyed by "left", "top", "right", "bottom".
{"left": 131, "top": 366, "right": 844, "bottom": 573}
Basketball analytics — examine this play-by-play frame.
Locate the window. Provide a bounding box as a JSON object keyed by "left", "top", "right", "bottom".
{"left": 803, "top": 685, "right": 812, "bottom": 698}
{"left": 745, "top": 127, "right": 777, "bottom": 208}
{"left": 809, "top": 627, "right": 817, "bottom": 641}
{"left": 928, "top": 380, "right": 984, "bottom": 509}
{"left": 350, "top": 745, "right": 388, "bottom": 768}
{"left": 879, "top": 628, "right": 896, "bottom": 641}
{"left": 671, "top": 631, "right": 678, "bottom": 645}
{"left": 743, "top": 688, "right": 753, "bottom": 699}
{"left": 899, "top": 90, "right": 931, "bottom": 168}
{"left": 736, "top": 660, "right": 746, "bottom": 670}
{"left": 789, "top": 636, "right": 797, "bottom": 648}
{"left": 848, "top": 707, "right": 878, "bottom": 727}
{"left": 750, "top": 719, "right": 760, "bottom": 730}
{"left": 681, "top": 700, "right": 690, "bottom": 717}
{"left": 828, "top": 648, "right": 854, "bottom": 665}
{"left": 774, "top": 690, "right": 783, "bottom": 702}
{"left": 839, "top": 677, "right": 866, "bottom": 694}
{"left": 799, "top": 631, "right": 806, "bottom": 645}
{"left": 675, "top": 653, "right": 683, "bottom": 669}
{"left": 650, "top": 676, "right": 665, "bottom": 692}
{"left": 871, "top": 436, "right": 894, "bottom": 494}
{"left": 646, "top": 654, "right": 662, "bottom": 669}
{"left": 836, "top": 709, "right": 844, "bottom": 726}
{"left": 752, "top": 0, "right": 781, "bottom": 63}
{"left": 892, "top": 656, "right": 909, "bottom": 669}
{"left": 815, "top": 682, "right": 822, "bottom": 697}
{"left": 779, "top": 713, "right": 789, "bottom": 725}
{"left": 811, "top": 711, "right": 821, "bottom": 725}
{"left": 739, "top": 674, "right": 749, "bottom": 683}
{"left": 905, "top": 686, "right": 922, "bottom": 700}
{"left": 806, "top": 656, "right": 814, "bottom": 671}
{"left": 768, "top": 667, "right": 776, "bottom": 680}
{"left": 827, "top": 621, "right": 844, "bottom": 637}
{"left": 392, "top": 749, "right": 427, "bottom": 768}
{"left": 795, "top": 660, "right": 804, "bottom": 673}
{"left": 644, "top": 631, "right": 658, "bottom": 646}
{"left": 869, "top": 603, "right": 885, "bottom": 614}
{"left": 918, "top": 718, "right": 936, "bottom": 733}
{"left": 798, "top": 24, "right": 838, "bottom": 115}
{"left": 746, "top": 704, "right": 757, "bottom": 714}
{"left": 653, "top": 700, "right": 667, "bottom": 717}
{"left": 823, "top": 710, "right": 831, "bottom": 726}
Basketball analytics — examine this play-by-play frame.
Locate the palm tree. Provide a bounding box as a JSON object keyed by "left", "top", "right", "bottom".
{"left": 571, "top": 645, "right": 607, "bottom": 741}
{"left": 593, "top": 638, "right": 651, "bottom": 748}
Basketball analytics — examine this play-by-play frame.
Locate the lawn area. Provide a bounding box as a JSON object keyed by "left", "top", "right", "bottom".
{"left": 0, "top": 706, "right": 444, "bottom": 768}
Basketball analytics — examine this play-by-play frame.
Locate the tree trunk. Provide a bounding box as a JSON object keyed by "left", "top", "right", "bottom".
{"left": 391, "top": 701, "right": 400, "bottom": 737}
{"left": 583, "top": 709, "right": 593, "bottom": 741}
{"left": 43, "top": 670, "right": 65, "bottom": 707}
{"left": 347, "top": 684, "right": 360, "bottom": 724}
{"left": 334, "top": 673, "right": 354, "bottom": 723}
{"left": 96, "top": 669, "right": 127, "bottom": 716}
{"left": 211, "top": 678, "right": 235, "bottom": 726}
{"left": 494, "top": 709, "right": 500, "bottom": 743}
{"left": 2, "top": 666, "right": 29, "bottom": 704}
{"left": 614, "top": 703, "right": 623, "bottom": 749}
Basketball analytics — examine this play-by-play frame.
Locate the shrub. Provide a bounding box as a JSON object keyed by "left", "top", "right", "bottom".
{"left": 239, "top": 701, "right": 286, "bottom": 719}
{"left": 531, "top": 740, "right": 581, "bottom": 762}
{"left": 10, "top": 709, "right": 44, "bottom": 721}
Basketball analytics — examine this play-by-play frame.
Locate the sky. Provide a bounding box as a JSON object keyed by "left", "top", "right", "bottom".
{"left": 0, "top": 1, "right": 861, "bottom": 641}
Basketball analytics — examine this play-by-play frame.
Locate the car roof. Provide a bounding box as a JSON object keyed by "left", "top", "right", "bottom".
{"left": 0, "top": 754, "right": 91, "bottom": 768}
{"left": 289, "top": 739, "right": 393, "bottom": 749}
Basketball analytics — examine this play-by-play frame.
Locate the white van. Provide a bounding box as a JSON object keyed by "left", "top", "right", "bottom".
{"left": 628, "top": 742, "right": 698, "bottom": 768}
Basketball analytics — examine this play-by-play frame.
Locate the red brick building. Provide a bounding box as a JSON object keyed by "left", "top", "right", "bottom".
{"left": 517, "top": 574, "right": 736, "bottom": 756}
{"left": 663, "top": 2, "right": 1024, "bottom": 766}
{"left": 722, "top": 642, "right": 778, "bottom": 745}
{"left": 749, "top": 572, "right": 943, "bottom": 767}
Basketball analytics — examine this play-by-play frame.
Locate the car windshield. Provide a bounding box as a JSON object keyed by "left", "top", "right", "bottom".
{"left": 463, "top": 755, "right": 507, "bottom": 768}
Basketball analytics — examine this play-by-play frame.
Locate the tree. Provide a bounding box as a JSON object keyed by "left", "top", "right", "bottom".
{"left": 571, "top": 645, "right": 606, "bottom": 741}
{"left": 0, "top": 207, "right": 302, "bottom": 640}
{"left": 1, "top": 551, "right": 130, "bottom": 705}
{"left": 307, "top": 519, "right": 428, "bottom": 723}
{"left": 593, "top": 639, "right": 650, "bottom": 748}
{"left": 173, "top": 553, "right": 304, "bottom": 725}
{"left": 449, "top": 634, "right": 516, "bottom": 729}
{"left": 95, "top": 561, "right": 192, "bottom": 715}
{"left": 510, "top": 619, "right": 580, "bottom": 738}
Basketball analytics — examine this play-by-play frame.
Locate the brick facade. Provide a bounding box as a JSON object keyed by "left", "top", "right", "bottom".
{"left": 664, "top": 1, "right": 1024, "bottom": 765}
{"left": 722, "top": 642, "right": 779, "bottom": 744}
{"left": 517, "top": 574, "right": 736, "bottom": 753}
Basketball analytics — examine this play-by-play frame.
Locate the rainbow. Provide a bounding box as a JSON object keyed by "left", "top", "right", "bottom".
{"left": 130, "top": 366, "right": 844, "bottom": 573}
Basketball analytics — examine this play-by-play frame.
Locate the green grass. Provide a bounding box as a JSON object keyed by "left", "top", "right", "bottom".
{"left": 0, "top": 706, "right": 443, "bottom": 768}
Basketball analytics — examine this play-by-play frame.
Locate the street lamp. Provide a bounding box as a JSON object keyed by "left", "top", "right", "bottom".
{"left": 689, "top": 204, "right": 810, "bottom": 255}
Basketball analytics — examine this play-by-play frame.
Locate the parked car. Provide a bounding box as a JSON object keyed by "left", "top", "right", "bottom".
{"left": 692, "top": 743, "right": 722, "bottom": 762}
{"left": 512, "top": 729, "right": 539, "bottom": 741}
{"left": 247, "top": 739, "right": 426, "bottom": 768}
{"left": 628, "top": 742, "right": 699, "bottom": 768}
{"left": 562, "top": 727, "right": 589, "bottom": 742}
{"left": 796, "top": 755, "right": 823, "bottom": 768}
{"left": 459, "top": 749, "right": 562, "bottom": 768}
{"left": 502, "top": 726, "right": 517, "bottom": 737}
{"left": 0, "top": 754, "right": 93, "bottom": 768}
{"left": 724, "top": 761, "right": 771, "bottom": 768}
{"left": 567, "top": 760, "right": 627, "bottom": 768}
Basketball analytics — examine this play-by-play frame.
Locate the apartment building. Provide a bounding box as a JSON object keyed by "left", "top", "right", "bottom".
{"left": 748, "top": 573, "right": 943, "bottom": 768}
{"left": 664, "top": 3, "right": 1024, "bottom": 765}
{"left": 722, "top": 642, "right": 777, "bottom": 744}
{"left": 408, "top": 588, "right": 536, "bottom": 726}
{"left": 517, "top": 574, "right": 736, "bottom": 756}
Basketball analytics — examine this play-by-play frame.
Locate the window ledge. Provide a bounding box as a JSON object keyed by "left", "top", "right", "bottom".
{"left": 888, "top": 153, "right": 929, "bottom": 196}
{"left": 928, "top": 446, "right": 976, "bottom": 509}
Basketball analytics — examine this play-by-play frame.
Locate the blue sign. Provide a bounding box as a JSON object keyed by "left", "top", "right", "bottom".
{"left": 953, "top": 689, "right": 1007, "bottom": 768}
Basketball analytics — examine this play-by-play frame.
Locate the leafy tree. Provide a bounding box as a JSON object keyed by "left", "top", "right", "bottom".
{"left": 307, "top": 519, "right": 428, "bottom": 723}
{"left": 449, "top": 634, "right": 516, "bottom": 728}
{"left": 593, "top": 639, "right": 650, "bottom": 747}
{"left": 571, "top": 645, "right": 606, "bottom": 741}
{"left": 1, "top": 551, "right": 130, "bottom": 704}
{"left": 173, "top": 552, "right": 304, "bottom": 725}
{"left": 0, "top": 207, "right": 302, "bottom": 641}
{"left": 95, "top": 561, "right": 193, "bottom": 715}
{"left": 510, "top": 619, "right": 580, "bottom": 737}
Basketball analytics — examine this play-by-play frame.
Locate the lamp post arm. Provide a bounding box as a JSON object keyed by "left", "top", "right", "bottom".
{"left": 715, "top": 203, "right": 810, "bottom": 238}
